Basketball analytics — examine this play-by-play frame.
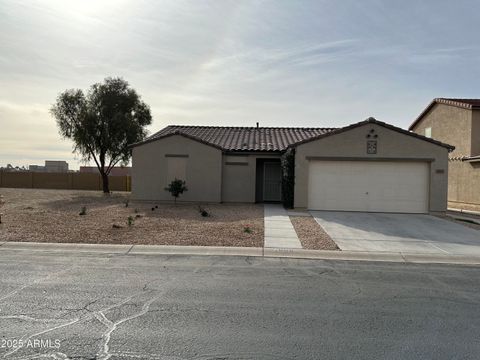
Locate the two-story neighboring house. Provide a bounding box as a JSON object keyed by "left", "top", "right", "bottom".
{"left": 409, "top": 98, "right": 480, "bottom": 212}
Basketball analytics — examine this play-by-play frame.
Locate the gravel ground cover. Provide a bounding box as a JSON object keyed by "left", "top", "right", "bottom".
{"left": 0, "top": 188, "right": 263, "bottom": 247}
{"left": 290, "top": 215, "right": 339, "bottom": 250}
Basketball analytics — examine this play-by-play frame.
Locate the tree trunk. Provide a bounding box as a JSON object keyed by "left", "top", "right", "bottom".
{"left": 101, "top": 172, "right": 110, "bottom": 193}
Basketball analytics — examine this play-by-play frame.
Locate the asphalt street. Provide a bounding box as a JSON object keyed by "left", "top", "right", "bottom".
{"left": 0, "top": 250, "right": 479, "bottom": 360}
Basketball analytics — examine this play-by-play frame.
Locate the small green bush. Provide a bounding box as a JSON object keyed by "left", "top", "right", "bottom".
{"left": 165, "top": 179, "right": 188, "bottom": 204}
{"left": 79, "top": 206, "right": 87, "bottom": 216}
{"left": 127, "top": 216, "right": 134, "bottom": 227}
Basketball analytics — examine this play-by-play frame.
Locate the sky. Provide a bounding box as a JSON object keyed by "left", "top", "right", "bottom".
{"left": 1, "top": 0, "right": 480, "bottom": 169}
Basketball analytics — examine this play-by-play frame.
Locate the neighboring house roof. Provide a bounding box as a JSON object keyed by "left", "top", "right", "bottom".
{"left": 131, "top": 117, "right": 455, "bottom": 152}
{"left": 290, "top": 117, "right": 455, "bottom": 151}
{"left": 132, "top": 125, "right": 336, "bottom": 152}
{"left": 409, "top": 98, "right": 480, "bottom": 130}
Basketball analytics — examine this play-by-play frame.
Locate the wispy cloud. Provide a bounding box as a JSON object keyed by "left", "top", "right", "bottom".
{"left": 1, "top": 0, "right": 480, "bottom": 168}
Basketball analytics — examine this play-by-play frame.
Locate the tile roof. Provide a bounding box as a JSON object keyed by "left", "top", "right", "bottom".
{"left": 409, "top": 98, "right": 480, "bottom": 130}
{"left": 131, "top": 118, "right": 454, "bottom": 152}
{"left": 135, "top": 125, "right": 336, "bottom": 152}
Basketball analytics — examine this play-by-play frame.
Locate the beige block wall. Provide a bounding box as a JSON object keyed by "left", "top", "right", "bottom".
{"left": 71, "top": 173, "right": 101, "bottom": 190}
{"left": 0, "top": 172, "right": 33, "bottom": 188}
{"left": 132, "top": 135, "right": 222, "bottom": 202}
{"left": 32, "top": 173, "right": 70, "bottom": 189}
{"left": 294, "top": 123, "right": 449, "bottom": 212}
{"left": 221, "top": 154, "right": 281, "bottom": 202}
{"left": 412, "top": 103, "right": 472, "bottom": 156}
{"left": 448, "top": 160, "right": 480, "bottom": 211}
{"left": 0, "top": 172, "right": 130, "bottom": 191}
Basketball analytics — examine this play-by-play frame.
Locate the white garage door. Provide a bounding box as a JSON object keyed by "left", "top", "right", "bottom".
{"left": 308, "top": 161, "right": 429, "bottom": 213}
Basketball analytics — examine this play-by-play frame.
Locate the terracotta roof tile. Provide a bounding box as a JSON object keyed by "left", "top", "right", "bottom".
{"left": 141, "top": 125, "right": 336, "bottom": 152}
{"left": 131, "top": 118, "right": 454, "bottom": 152}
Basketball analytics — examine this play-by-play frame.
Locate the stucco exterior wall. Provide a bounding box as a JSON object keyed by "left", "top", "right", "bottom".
{"left": 448, "top": 160, "right": 480, "bottom": 212}
{"left": 132, "top": 135, "right": 222, "bottom": 202}
{"left": 221, "top": 153, "right": 281, "bottom": 203}
{"left": 470, "top": 110, "right": 480, "bottom": 156}
{"left": 412, "top": 103, "right": 472, "bottom": 157}
{"left": 412, "top": 105, "right": 480, "bottom": 212}
{"left": 294, "top": 123, "right": 449, "bottom": 212}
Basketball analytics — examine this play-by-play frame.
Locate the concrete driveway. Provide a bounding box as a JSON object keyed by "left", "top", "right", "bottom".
{"left": 311, "top": 211, "right": 480, "bottom": 255}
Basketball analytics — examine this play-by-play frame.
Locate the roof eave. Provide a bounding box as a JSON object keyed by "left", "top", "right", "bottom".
{"left": 290, "top": 117, "right": 455, "bottom": 152}
{"left": 409, "top": 98, "right": 480, "bottom": 130}
{"left": 129, "top": 131, "right": 224, "bottom": 151}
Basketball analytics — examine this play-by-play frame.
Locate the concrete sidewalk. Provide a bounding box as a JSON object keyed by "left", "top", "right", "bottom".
{"left": 264, "top": 204, "right": 302, "bottom": 249}
{"left": 2, "top": 241, "right": 480, "bottom": 266}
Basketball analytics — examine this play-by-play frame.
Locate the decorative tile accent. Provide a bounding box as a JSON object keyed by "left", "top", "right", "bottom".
{"left": 367, "top": 140, "right": 377, "bottom": 154}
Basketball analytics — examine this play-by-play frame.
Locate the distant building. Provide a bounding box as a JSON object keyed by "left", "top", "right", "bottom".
{"left": 28, "top": 165, "right": 45, "bottom": 172}
{"left": 29, "top": 161, "right": 69, "bottom": 173}
{"left": 79, "top": 166, "right": 131, "bottom": 176}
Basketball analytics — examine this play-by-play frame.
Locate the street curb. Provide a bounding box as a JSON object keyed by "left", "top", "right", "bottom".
{"left": 1, "top": 242, "right": 480, "bottom": 265}
{"left": 129, "top": 245, "right": 263, "bottom": 257}
{"left": 263, "top": 248, "right": 480, "bottom": 265}
{"left": 0, "top": 242, "right": 132, "bottom": 254}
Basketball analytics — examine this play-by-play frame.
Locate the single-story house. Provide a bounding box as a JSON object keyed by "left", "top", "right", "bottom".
{"left": 131, "top": 117, "right": 454, "bottom": 214}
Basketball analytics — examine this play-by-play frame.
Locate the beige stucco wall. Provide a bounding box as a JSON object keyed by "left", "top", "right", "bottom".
{"left": 294, "top": 122, "right": 449, "bottom": 212}
{"left": 412, "top": 104, "right": 480, "bottom": 211}
{"left": 132, "top": 135, "right": 222, "bottom": 202}
{"left": 221, "top": 154, "right": 280, "bottom": 202}
{"left": 470, "top": 110, "right": 480, "bottom": 156}
{"left": 412, "top": 103, "right": 472, "bottom": 157}
{"left": 448, "top": 160, "right": 480, "bottom": 212}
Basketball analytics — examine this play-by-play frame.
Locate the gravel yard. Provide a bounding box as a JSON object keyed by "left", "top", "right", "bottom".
{"left": 290, "top": 215, "right": 339, "bottom": 250}
{"left": 0, "top": 188, "right": 263, "bottom": 247}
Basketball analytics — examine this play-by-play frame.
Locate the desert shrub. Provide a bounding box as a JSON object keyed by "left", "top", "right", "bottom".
{"left": 127, "top": 216, "right": 134, "bottom": 227}
{"left": 281, "top": 148, "right": 295, "bottom": 209}
{"left": 125, "top": 200, "right": 129, "bottom": 208}
{"left": 243, "top": 224, "right": 252, "bottom": 234}
{"left": 164, "top": 179, "right": 188, "bottom": 204}
{"left": 198, "top": 205, "right": 210, "bottom": 217}
{"left": 79, "top": 206, "right": 87, "bottom": 216}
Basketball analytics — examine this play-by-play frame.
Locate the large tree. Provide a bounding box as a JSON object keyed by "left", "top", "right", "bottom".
{"left": 51, "top": 77, "right": 152, "bottom": 193}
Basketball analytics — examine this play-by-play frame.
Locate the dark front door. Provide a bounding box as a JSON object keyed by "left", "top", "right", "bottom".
{"left": 263, "top": 162, "right": 282, "bottom": 201}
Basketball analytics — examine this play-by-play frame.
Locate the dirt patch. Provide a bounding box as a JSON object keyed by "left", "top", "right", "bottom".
{"left": 290, "top": 216, "right": 339, "bottom": 250}
{"left": 0, "top": 189, "right": 263, "bottom": 247}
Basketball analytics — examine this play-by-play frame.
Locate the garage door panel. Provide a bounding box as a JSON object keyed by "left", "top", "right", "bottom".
{"left": 308, "top": 161, "right": 429, "bottom": 213}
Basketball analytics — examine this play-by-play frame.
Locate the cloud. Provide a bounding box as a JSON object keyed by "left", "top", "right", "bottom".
{"left": 1, "top": 0, "right": 480, "bottom": 168}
